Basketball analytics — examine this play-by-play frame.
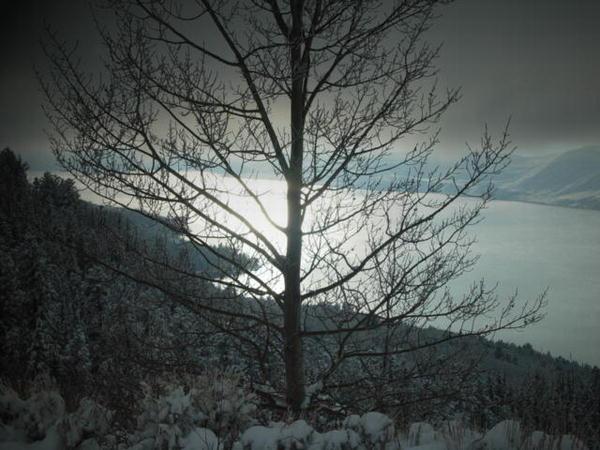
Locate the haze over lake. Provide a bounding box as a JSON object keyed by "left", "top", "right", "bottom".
{"left": 61, "top": 171, "right": 599, "bottom": 367}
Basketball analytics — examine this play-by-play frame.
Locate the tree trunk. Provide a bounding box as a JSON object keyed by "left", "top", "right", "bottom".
{"left": 283, "top": 130, "right": 305, "bottom": 410}
{"left": 283, "top": 254, "right": 304, "bottom": 411}
{"left": 283, "top": 0, "right": 306, "bottom": 412}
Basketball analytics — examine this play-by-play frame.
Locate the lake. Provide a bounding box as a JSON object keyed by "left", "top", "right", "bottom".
{"left": 61, "top": 172, "right": 600, "bottom": 367}
{"left": 456, "top": 199, "right": 600, "bottom": 367}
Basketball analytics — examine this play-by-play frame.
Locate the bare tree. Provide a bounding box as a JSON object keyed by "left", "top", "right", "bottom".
{"left": 41, "top": 0, "right": 544, "bottom": 412}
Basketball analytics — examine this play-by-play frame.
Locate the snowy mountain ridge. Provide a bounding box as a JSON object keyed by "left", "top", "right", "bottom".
{"left": 494, "top": 145, "right": 600, "bottom": 210}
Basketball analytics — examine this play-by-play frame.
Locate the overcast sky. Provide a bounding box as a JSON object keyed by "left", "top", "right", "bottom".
{"left": 1, "top": 0, "right": 599, "bottom": 170}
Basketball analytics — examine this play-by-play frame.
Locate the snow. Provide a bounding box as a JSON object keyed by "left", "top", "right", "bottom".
{"left": 0, "top": 424, "right": 27, "bottom": 443}
{"left": 58, "top": 398, "right": 112, "bottom": 448}
{"left": 437, "top": 420, "right": 482, "bottom": 449}
{"left": 524, "top": 430, "right": 553, "bottom": 449}
{"left": 0, "top": 425, "right": 62, "bottom": 450}
{"left": 310, "top": 429, "right": 362, "bottom": 449}
{"left": 164, "top": 386, "right": 192, "bottom": 417}
{"left": 359, "top": 411, "right": 394, "bottom": 444}
{"left": 77, "top": 438, "right": 101, "bottom": 450}
{"left": 408, "top": 422, "right": 437, "bottom": 447}
{"left": 405, "top": 441, "right": 447, "bottom": 450}
{"left": 127, "top": 437, "right": 155, "bottom": 450}
{"left": 181, "top": 427, "right": 222, "bottom": 450}
{"left": 281, "top": 420, "right": 314, "bottom": 445}
{"left": 342, "top": 414, "right": 361, "bottom": 431}
{"left": 0, "top": 384, "right": 593, "bottom": 450}
{"left": 494, "top": 430, "right": 589, "bottom": 450}
{"left": 240, "top": 424, "right": 282, "bottom": 450}
{"left": 554, "top": 434, "right": 588, "bottom": 450}
{"left": 474, "top": 419, "right": 521, "bottom": 450}
{"left": 240, "top": 420, "right": 315, "bottom": 450}
{"left": 0, "top": 388, "right": 65, "bottom": 442}
{"left": 301, "top": 381, "right": 323, "bottom": 409}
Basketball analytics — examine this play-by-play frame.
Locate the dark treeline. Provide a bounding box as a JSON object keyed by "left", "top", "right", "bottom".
{"left": 465, "top": 362, "right": 600, "bottom": 443}
{"left": 0, "top": 148, "right": 252, "bottom": 423}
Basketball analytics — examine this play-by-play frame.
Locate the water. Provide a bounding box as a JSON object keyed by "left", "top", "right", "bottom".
{"left": 52, "top": 171, "right": 600, "bottom": 367}
{"left": 455, "top": 200, "right": 600, "bottom": 366}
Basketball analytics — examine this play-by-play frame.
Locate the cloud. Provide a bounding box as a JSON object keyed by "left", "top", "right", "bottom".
{"left": 1, "top": 0, "right": 599, "bottom": 169}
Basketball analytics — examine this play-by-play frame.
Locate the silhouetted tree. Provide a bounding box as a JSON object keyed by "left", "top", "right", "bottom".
{"left": 41, "top": 0, "right": 545, "bottom": 411}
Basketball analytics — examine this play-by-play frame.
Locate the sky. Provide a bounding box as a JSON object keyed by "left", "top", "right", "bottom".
{"left": 1, "top": 0, "right": 599, "bottom": 170}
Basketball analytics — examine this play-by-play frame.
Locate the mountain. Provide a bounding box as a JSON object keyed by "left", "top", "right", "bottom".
{"left": 495, "top": 145, "right": 600, "bottom": 209}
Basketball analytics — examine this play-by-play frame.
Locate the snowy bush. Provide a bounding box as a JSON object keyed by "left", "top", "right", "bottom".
{"left": 239, "top": 420, "right": 316, "bottom": 450}
{"left": 342, "top": 412, "right": 395, "bottom": 448}
{"left": 57, "top": 398, "right": 112, "bottom": 448}
{"left": 127, "top": 383, "right": 202, "bottom": 450}
{"left": 1, "top": 378, "right": 592, "bottom": 450}
{"left": 359, "top": 412, "right": 395, "bottom": 446}
{"left": 342, "top": 415, "right": 361, "bottom": 433}
{"left": 189, "top": 370, "right": 257, "bottom": 437}
{"left": 237, "top": 412, "right": 397, "bottom": 450}
{"left": 180, "top": 427, "right": 221, "bottom": 450}
{"left": 310, "top": 429, "right": 363, "bottom": 450}
{"left": 0, "top": 384, "right": 112, "bottom": 450}
{"left": 0, "top": 384, "right": 65, "bottom": 442}
{"left": 125, "top": 371, "right": 255, "bottom": 450}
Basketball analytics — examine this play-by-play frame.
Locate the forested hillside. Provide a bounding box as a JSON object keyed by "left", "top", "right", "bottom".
{"left": 494, "top": 146, "right": 600, "bottom": 210}
{"left": 0, "top": 148, "right": 256, "bottom": 415}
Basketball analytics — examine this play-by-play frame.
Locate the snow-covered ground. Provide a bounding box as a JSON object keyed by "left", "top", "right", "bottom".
{"left": 0, "top": 384, "right": 590, "bottom": 450}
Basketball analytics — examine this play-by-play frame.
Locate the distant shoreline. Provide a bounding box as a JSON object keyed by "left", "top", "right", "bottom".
{"left": 28, "top": 169, "right": 600, "bottom": 214}
{"left": 493, "top": 192, "right": 600, "bottom": 213}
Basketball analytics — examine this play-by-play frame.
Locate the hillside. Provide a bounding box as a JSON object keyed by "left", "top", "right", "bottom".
{"left": 361, "top": 145, "right": 600, "bottom": 210}
{"left": 2, "top": 148, "right": 599, "bottom": 448}
{"left": 495, "top": 146, "right": 600, "bottom": 209}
